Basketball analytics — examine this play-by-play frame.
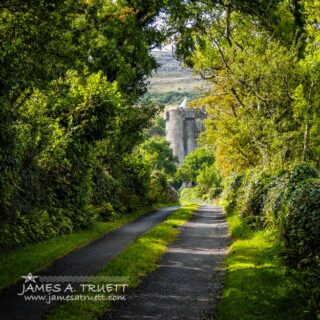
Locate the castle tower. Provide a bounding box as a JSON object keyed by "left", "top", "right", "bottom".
{"left": 165, "top": 98, "right": 205, "bottom": 164}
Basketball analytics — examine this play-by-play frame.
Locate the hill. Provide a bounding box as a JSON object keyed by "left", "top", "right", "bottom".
{"left": 144, "top": 50, "right": 202, "bottom": 106}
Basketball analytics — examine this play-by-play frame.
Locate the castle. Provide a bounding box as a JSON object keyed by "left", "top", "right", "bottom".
{"left": 165, "top": 98, "right": 206, "bottom": 164}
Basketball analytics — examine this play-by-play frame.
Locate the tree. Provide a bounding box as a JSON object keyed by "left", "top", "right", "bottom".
{"left": 138, "top": 136, "right": 178, "bottom": 176}
{"left": 196, "top": 163, "right": 221, "bottom": 197}
{"left": 166, "top": 0, "right": 320, "bottom": 176}
{"left": 145, "top": 117, "right": 166, "bottom": 138}
{"left": 0, "top": 0, "right": 167, "bottom": 236}
{"left": 177, "top": 147, "right": 215, "bottom": 183}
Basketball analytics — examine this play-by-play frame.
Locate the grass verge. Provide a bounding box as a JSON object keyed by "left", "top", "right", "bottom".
{"left": 46, "top": 204, "right": 197, "bottom": 320}
{"left": 218, "top": 211, "right": 313, "bottom": 320}
{"left": 0, "top": 202, "right": 177, "bottom": 290}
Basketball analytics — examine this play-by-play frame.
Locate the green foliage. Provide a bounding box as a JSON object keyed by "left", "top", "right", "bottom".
{"left": 288, "top": 163, "right": 319, "bottom": 187}
{"left": 222, "top": 164, "right": 320, "bottom": 315}
{"left": 177, "top": 147, "right": 215, "bottom": 183}
{"left": 221, "top": 174, "right": 244, "bottom": 215}
{"left": 179, "top": 186, "right": 202, "bottom": 204}
{"left": 282, "top": 175, "right": 320, "bottom": 313}
{"left": 116, "top": 154, "right": 151, "bottom": 212}
{"left": 0, "top": 209, "right": 73, "bottom": 250}
{"left": 196, "top": 163, "right": 222, "bottom": 197}
{"left": 143, "top": 91, "right": 200, "bottom": 105}
{"left": 262, "top": 171, "right": 290, "bottom": 227}
{"left": 223, "top": 169, "right": 275, "bottom": 229}
{"left": 145, "top": 117, "right": 166, "bottom": 138}
{"left": 137, "top": 136, "right": 179, "bottom": 205}
{"left": 238, "top": 170, "right": 274, "bottom": 228}
{"left": 147, "top": 171, "right": 169, "bottom": 203}
{"left": 178, "top": 147, "right": 221, "bottom": 202}
{"left": 138, "top": 136, "right": 178, "bottom": 176}
{"left": 284, "top": 179, "right": 320, "bottom": 263}
{"left": 0, "top": 0, "right": 172, "bottom": 249}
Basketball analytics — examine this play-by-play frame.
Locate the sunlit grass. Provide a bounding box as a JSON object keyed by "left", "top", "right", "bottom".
{"left": 46, "top": 204, "right": 197, "bottom": 320}
{"left": 0, "top": 202, "right": 177, "bottom": 290}
{"left": 218, "top": 211, "right": 313, "bottom": 320}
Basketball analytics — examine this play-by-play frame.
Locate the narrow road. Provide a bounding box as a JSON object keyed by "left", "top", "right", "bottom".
{"left": 0, "top": 206, "right": 180, "bottom": 320}
{"left": 103, "top": 206, "right": 230, "bottom": 320}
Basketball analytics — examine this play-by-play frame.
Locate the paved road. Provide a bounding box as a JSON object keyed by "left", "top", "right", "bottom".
{"left": 0, "top": 206, "right": 180, "bottom": 320}
{"left": 103, "top": 206, "right": 230, "bottom": 320}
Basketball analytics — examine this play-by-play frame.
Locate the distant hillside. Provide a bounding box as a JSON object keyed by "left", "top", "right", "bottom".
{"left": 144, "top": 51, "right": 202, "bottom": 106}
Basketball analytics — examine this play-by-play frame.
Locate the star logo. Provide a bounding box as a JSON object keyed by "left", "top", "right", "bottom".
{"left": 22, "top": 273, "right": 38, "bottom": 283}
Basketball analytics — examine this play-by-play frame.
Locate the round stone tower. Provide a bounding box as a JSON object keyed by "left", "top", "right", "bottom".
{"left": 165, "top": 98, "right": 206, "bottom": 164}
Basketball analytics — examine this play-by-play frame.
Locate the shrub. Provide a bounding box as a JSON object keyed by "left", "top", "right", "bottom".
{"left": 0, "top": 209, "right": 74, "bottom": 250}
{"left": 92, "top": 166, "right": 121, "bottom": 208}
{"left": 205, "top": 186, "right": 223, "bottom": 200}
{"left": 238, "top": 169, "right": 273, "bottom": 228}
{"left": 177, "top": 147, "right": 215, "bottom": 184}
{"left": 180, "top": 186, "right": 202, "bottom": 203}
{"left": 97, "top": 203, "right": 117, "bottom": 221}
{"left": 262, "top": 164, "right": 319, "bottom": 229}
{"left": 283, "top": 178, "right": 320, "bottom": 313}
{"left": 221, "top": 174, "right": 243, "bottom": 215}
{"left": 167, "top": 186, "right": 179, "bottom": 203}
{"left": 82, "top": 202, "right": 117, "bottom": 222}
{"left": 262, "top": 171, "right": 290, "bottom": 227}
{"left": 288, "top": 163, "right": 318, "bottom": 188}
{"left": 283, "top": 179, "right": 320, "bottom": 264}
{"left": 222, "top": 164, "right": 320, "bottom": 314}
{"left": 147, "top": 170, "right": 169, "bottom": 203}
{"left": 119, "top": 190, "right": 143, "bottom": 213}
{"left": 197, "top": 163, "right": 222, "bottom": 199}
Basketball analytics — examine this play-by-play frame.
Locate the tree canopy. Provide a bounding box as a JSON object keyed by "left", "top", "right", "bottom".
{"left": 0, "top": 0, "right": 171, "bottom": 246}
{"left": 163, "top": 0, "right": 320, "bottom": 176}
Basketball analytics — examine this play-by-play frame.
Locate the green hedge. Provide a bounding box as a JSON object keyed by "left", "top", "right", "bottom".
{"left": 221, "top": 174, "right": 243, "bottom": 215}
{"left": 284, "top": 179, "right": 320, "bottom": 263}
{"left": 238, "top": 169, "right": 273, "bottom": 228}
{"left": 222, "top": 163, "right": 320, "bottom": 313}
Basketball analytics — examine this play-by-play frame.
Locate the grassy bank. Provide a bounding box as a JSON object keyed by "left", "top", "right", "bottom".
{"left": 46, "top": 204, "right": 197, "bottom": 320}
{"left": 218, "top": 211, "right": 313, "bottom": 320}
{"left": 0, "top": 202, "right": 177, "bottom": 290}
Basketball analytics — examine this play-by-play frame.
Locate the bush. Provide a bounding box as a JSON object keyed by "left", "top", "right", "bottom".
{"left": 262, "top": 164, "right": 319, "bottom": 229}
{"left": 82, "top": 203, "right": 117, "bottom": 222}
{"left": 92, "top": 166, "right": 121, "bottom": 209}
{"left": 0, "top": 209, "right": 74, "bottom": 250}
{"left": 180, "top": 186, "right": 202, "bottom": 203}
{"left": 167, "top": 186, "right": 179, "bottom": 203}
{"left": 197, "top": 163, "right": 222, "bottom": 199}
{"left": 238, "top": 170, "right": 273, "bottom": 228}
{"left": 147, "top": 170, "right": 169, "bottom": 203}
{"left": 97, "top": 203, "right": 117, "bottom": 221}
{"left": 288, "top": 163, "right": 318, "bottom": 188}
{"left": 221, "top": 174, "right": 243, "bottom": 215}
{"left": 205, "top": 186, "right": 223, "bottom": 200}
{"left": 222, "top": 164, "right": 320, "bottom": 314}
{"left": 262, "top": 171, "right": 290, "bottom": 227}
{"left": 177, "top": 147, "right": 215, "bottom": 184}
{"left": 283, "top": 179, "right": 320, "bottom": 264}
{"left": 283, "top": 178, "right": 320, "bottom": 313}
